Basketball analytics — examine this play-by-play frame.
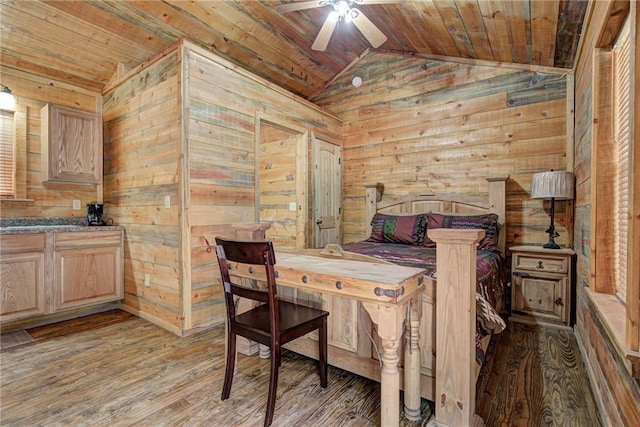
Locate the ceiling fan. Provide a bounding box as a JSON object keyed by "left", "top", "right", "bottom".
{"left": 276, "top": 0, "right": 399, "bottom": 51}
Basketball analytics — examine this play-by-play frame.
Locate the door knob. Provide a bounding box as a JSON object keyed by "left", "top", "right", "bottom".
{"left": 316, "top": 219, "right": 323, "bottom": 225}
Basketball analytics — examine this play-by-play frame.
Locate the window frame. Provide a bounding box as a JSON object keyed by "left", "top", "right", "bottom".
{"left": 590, "top": 9, "right": 639, "bottom": 355}
{"left": 0, "top": 110, "right": 16, "bottom": 198}
{"left": 0, "top": 104, "right": 27, "bottom": 202}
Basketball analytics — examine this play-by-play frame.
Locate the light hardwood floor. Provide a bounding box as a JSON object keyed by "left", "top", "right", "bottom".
{"left": 0, "top": 310, "right": 600, "bottom": 426}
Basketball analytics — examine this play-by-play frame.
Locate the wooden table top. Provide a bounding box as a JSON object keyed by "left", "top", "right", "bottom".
{"left": 229, "top": 250, "right": 425, "bottom": 304}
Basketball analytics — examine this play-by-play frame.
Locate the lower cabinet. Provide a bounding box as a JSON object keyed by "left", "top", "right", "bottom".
{"left": 0, "top": 234, "right": 47, "bottom": 321}
{"left": 53, "top": 231, "right": 123, "bottom": 311}
{"left": 0, "top": 230, "right": 123, "bottom": 324}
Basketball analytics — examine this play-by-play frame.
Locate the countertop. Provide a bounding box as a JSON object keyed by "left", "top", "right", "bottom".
{"left": 0, "top": 217, "right": 123, "bottom": 235}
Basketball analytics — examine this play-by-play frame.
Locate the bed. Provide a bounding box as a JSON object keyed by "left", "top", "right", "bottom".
{"left": 341, "top": 198, "right": 508, "bottom": 367}
{"left": 275, "top": 175, "right": 509, "bottom": 426}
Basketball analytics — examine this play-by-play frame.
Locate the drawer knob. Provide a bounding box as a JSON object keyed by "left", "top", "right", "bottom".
{"left": 555, "top": 297, "right": 564, "bottom": 306}
{"left": 536, "top": 260, "right": 544, "bottom": 269}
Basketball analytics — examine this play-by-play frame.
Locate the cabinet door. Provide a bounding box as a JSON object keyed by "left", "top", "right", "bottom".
{"left": 513, "top": 274, "right": 567, "bottom": 323}
{"left": 0, "top": 252, "right": 46, "bottom": 321}
{"left": 54, "top": 246, "right": 122, "bottom": 311}
{"left": 42, "top": 103, "right": 102, "bottom": 184}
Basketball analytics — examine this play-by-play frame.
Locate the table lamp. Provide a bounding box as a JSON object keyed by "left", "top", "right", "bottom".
{"left": 531, "top": 170, "right": 574, "bottom": 249}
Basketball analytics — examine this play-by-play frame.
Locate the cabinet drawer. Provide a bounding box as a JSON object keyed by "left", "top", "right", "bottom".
{"left": 0, "top": 234, "right": 46, "bottom": 254}
{"left": 513, "top": 253, "right": 568, "bottom": 274}
{"left": 54, "top": 231, "right": 122, "bottom": 249}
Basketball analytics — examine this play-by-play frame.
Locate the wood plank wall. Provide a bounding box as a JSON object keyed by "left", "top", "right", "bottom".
{"left": 103, "top": 41, "right": 341, "bottom": 335}
{"left": 102, "top": 49, "right": 184, "bottom": 334}
{"left": 186, "top": 44, "right": 340, "bottom": 332}
{"left": 0, "top": 67, "right": 101, "bottom": 219}
{"left": 313, "top": 52, "right": 570, "bottom": 249}
{"left": 573, "top": 1, "right": 640, "bottom": 425}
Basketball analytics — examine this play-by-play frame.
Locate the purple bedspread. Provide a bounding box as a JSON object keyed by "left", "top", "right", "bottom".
{"left": 341, "top": 241, "right": 506, "bottom": 364}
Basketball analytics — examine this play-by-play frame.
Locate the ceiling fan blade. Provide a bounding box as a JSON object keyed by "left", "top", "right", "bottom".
{"left": 311, "top": 14, "right": 338, "bottom": 51}
{"left": 351, "top": 9, "right": 387, "bottom": 48}
{"left": 276, "top": 1, "right": 324, "bottom": 14}
{"left": 357, "top": 0, "right": 404, "bottom": 4}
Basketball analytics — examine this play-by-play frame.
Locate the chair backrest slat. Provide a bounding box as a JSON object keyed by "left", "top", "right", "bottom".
{"left": 215, "top": 238, "right": 279, "bottom": 329}
{"left": 230, "top": 283, "right": 269, "bottom": 303}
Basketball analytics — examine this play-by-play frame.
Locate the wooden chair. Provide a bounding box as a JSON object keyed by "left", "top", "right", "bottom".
{"left": 214, "top": 238, "right": 329, "bottom": 427}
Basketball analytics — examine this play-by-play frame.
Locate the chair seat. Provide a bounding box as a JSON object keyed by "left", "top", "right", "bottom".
{"left": 235, "top": 301, "right": 329, "bottom": 345}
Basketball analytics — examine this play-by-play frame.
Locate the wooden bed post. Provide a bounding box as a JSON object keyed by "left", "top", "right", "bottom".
{"left": 427, "top": 228, "right": 484, "bottom": 427}
{"left": 404, "top": 300, "right": 422, "bottom": 421}
{"left": 364, "top": 183, "right": 383, "bottom": 237}
{"left": 486, "top": 175, "right": 509, "bottom": 256}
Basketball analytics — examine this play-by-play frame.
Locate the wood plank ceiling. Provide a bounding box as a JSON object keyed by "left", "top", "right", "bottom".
{"left": 0, "top": 1, "right": 588, "bottom": 100}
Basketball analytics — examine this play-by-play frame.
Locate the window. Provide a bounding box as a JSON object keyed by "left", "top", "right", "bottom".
{"left": 0, "top": 110, "right": 15, "bottom": 198}
{"left": 612, "top": 17, "right": 631, "bottom": 302}
{"left": 591, "top": 10, "right": 639, "bottom": 354}
{"left": 0, "top": 104, "right": 26, "bottom": 202}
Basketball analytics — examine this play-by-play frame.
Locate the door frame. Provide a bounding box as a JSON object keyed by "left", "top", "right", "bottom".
{"left": 255, "top": 113, "right": 309, "bottom": 250}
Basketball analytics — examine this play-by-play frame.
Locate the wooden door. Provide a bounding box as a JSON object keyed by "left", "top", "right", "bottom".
{"left": 312, "top": 135, "right": 342, "bottom": 248}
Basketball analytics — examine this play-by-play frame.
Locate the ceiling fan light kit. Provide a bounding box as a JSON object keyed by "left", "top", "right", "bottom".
{"left": 328, "top": 1, "right": 358, "bottom": 23}
{"left": 277, "top": 0, "right": 396, "bottom": 51}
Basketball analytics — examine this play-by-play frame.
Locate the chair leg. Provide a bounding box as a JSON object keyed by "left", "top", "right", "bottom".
{"left": 319, "top": 318, "right": 328, "bottom": 388}
{"left": 264, "top": 345, "right": 280, "bottom": 427}
{"left": 221, "top": 331, "right": 236, "bottom": 400}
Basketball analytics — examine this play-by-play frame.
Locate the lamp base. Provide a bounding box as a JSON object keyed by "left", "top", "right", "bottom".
{"left": 543, "top": 240, "right": 561, "bottom": 250}
{"left": 543, "top": 222, "right": 561, "bottom": 250}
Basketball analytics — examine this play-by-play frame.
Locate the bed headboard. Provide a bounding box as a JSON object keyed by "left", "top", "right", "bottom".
{"left": 364, "top": 175, "right": 509, "bottom": 256}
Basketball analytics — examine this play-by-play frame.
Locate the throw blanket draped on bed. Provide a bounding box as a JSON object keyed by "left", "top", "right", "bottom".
{"left": 341, "top": 241, "right": 506, "bottom": 364}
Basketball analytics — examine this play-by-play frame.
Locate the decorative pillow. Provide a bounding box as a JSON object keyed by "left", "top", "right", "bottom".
{"left": 368, "top": 213, "right": 428, "bottom": 246}
{"left": 476, "top": 292, "right": 506, "bottom": 335}
{"left": 424, "top": 212, "right": 499, "bottom": 250}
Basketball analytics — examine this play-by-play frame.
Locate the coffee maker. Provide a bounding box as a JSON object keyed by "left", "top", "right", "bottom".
{"left": 87, "top": 203, "right": 106, "bottom": 226}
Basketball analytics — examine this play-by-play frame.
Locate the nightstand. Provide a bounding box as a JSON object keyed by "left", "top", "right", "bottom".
{"left": 509, "top": 245, "right": 575, "bottom": 328}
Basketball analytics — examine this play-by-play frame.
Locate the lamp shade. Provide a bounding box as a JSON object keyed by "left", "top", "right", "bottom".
{"left": 531, "top": 170, "right": 574, "bottom": 200}
{"left": 0, "top": 86, "right": 16, "bottom": 112}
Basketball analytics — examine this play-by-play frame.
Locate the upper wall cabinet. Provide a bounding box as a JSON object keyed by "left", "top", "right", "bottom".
{"left": 41, "top": 103, "right": 102, "bottom": 185}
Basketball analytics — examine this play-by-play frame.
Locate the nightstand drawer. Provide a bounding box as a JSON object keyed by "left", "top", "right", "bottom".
{"left": 513, "top": 253, "right": 568, "bottom": 274}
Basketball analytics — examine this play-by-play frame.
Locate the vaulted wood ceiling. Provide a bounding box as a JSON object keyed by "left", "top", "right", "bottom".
{"left": 1, "top": 1, "right": 589, "bottom": 100}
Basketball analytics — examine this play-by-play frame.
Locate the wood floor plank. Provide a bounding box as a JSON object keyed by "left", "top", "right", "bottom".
{"left": 0, "top": 311, "right": 432, "bottom": 426}
{"left": 476, "top": 321, "right": 601, "bottom": 427}
{"left": 1, "top": 310, "right": 600, "bottom": 426}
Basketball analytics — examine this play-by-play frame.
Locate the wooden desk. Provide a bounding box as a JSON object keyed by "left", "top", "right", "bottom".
{"left": 228, "top": 251, "right": 425, "bottom": 426}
